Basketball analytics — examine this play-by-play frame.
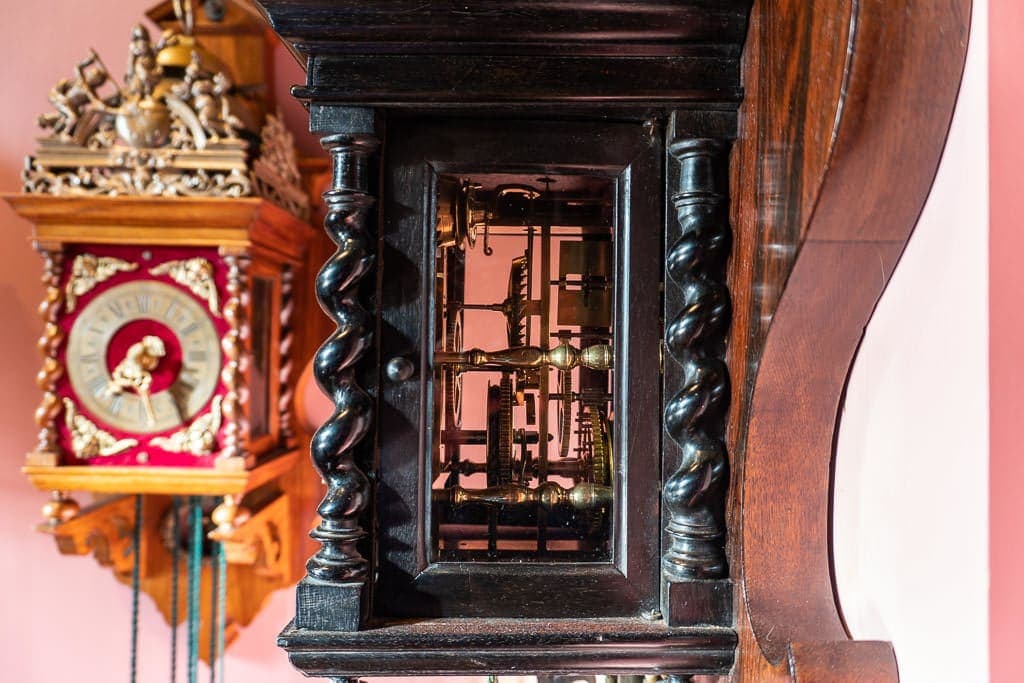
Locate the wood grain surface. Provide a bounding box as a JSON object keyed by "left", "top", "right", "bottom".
{"left": 731, "top": 0, "right": 971, "bottom": 679}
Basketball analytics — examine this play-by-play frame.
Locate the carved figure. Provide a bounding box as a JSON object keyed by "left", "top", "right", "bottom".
{"left": 176, "top": 52, "right": 242, "bottom": 141}
{"left": 39, "top": 52, "right": 118, "bottom": 140}
{"left": 125, "top": 24, "right": 159, "bottom": 98}
{"left": 65, "top": 253, "right": 138, "bottom": 312}
{"left": 107, "top": 335, "right": 166, "bottom": 425}
{"left": 152, "top": 395, "right": 222, "bottom": 455}
{"left": 149, "top": 257, "right": 219, "bottom": 315}
{"left": 63, "top": 398, "right": 138, "bottom": 458}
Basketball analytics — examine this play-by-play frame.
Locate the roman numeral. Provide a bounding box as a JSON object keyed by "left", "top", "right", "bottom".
{"left": 164, "top": 300, "right": 179, "bottom": 322}
{"left": 106, "top": 301, "right": 125, "bottom": 319}
{"left": 186, "top": 350, "right": 207, "bottom": 363}
{"left": 178, "top": 371, "right": 198, "bottom": 391}
{"left": 108, "top": 394, "right": 123, "bottom": 416}
{"left": 88, "top": 376, "right": 107, "bottom": 397}
{"left": 179, "top": 322, "right": 199, "bottom": 337}
{"left": 136, "top": 293, "right": 151, "bottom": 313}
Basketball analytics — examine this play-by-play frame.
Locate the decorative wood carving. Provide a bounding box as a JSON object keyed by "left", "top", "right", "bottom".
{"left": 219, "top": 494, "right": 291, "bottom": 580}
{"left": 34, "top": 248, "right": 64, "bottom": 456}
{"left": 219, "top": 251, "right": 250, "bottom": 462}
{"left": 303, "top": 117, "right": 379, "bottom": 596}
{"left": 278, "top": 264, "right": 297, "bottom": 445}
{"left": 43, "top": 495, "right": 138, "bottom": 578}
{"left": 662, "top": 136, "right": 731, "bottom": 582}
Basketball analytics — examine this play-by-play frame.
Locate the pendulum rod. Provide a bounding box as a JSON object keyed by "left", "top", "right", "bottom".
{"left": 170, "top": 496, "right": 181, "bottom": 683}
{"left": 186, "top": 496, "right": 203, "bottom": 683}
{"left": 130, "top": 494, "right": 143, "bottom": 683}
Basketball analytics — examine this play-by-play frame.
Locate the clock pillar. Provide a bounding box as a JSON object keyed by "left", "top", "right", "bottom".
{"left": 297, "top": 107, "right": 380, "bottom": 630}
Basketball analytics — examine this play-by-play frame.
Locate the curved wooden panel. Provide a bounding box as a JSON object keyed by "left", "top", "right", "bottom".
{"left": 736, "top": 0, "right": 971, "bottom": 679}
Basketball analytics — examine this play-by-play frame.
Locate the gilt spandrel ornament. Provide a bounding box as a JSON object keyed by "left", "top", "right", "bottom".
{"left": 65, "top": 253, "right": 138, "bottom": 312}
{"left": 151, "top": 395, "right": 223, "bottom": 455}
{"left": 63, "top": 398, "right": 138, "bottom": 458}
{"left": 23, "top": 23, "right": 306, "bottom": 215}
{"left": 149, "top": 257, "right": 220, "bottom": 315}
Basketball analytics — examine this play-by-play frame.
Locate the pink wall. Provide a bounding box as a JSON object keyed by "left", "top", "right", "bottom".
{"left": 832, "top": 2, "right": 989, "bottom": 680}
{"left": 988, "top": 0, "right": 1023, "bottom": 681}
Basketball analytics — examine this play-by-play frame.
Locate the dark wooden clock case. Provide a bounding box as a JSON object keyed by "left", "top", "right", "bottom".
{"left": 254, "top": 1, "right": 972, "bottom": 680}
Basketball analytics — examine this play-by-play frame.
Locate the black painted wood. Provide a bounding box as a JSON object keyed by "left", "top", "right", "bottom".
{"left": 298, "top": 54, "right": 740, "bottom": 108}
{"left": 295, "top": 108, "right": 381, "bottom": 630}
{"left": 661, "top": 126, "right": 733, "bottom": 591}
{"left": 375, "top": 117, "right": 664, "bottom": 619}
{"left": 278, "top": 618, "right": 737, "bottom": 677}
{"left": 256, "top": 1, "right": 751, "bottom": 56}
{"left": 253, "top": 0, "right": 751, "bottom": 677}
{"left": 255, "top": 0, "right": 750, "bottom": 108}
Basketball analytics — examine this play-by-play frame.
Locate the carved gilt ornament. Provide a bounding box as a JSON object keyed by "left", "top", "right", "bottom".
{"left": 149, "top": 257, "right": 220, "bottom": 315}
{"left": 151, "top": 395, "right": 222, "bottom": 455}
{"left": 63, "top": 398, "right": 138, "bottom": 458}
{"left": 23, "top": 23, "right": 306, "bottom": 216}
{"left": 65, "top": 253, "right": 138, "bottom": 312}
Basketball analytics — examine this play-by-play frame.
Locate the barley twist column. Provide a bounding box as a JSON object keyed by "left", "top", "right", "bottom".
{"left": 661, "top": 134, "right": 732, "bottom": 626}
{"left": 296, "top": 109, "right": 379, "bottom": 631}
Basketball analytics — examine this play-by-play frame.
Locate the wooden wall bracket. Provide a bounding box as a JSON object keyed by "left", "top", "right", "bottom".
{"left": 39, "top": 490, "right": 305, "bottom": 665}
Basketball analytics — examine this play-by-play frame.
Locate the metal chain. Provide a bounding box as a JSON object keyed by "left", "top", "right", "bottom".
{"left": 130, "top": 495, "right": 143, "bottom": 683}
{"left": 216, "top": 539, "right": 227, "bottom": 683}
{"left": 170, "top": 496, "right": 181, "bottom": 683}
{"left": 207, "top": 541, "right": 219, "bottom": 683}
{"left": 187, "top": 497, "right": 203, "bottom": 683}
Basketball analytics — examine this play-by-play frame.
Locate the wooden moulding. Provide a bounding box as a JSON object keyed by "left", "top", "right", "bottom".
{"left": 4, "top": 195, "right": 313, "bottom": 265}
{"left": 23, "top": 448, "right": 300, "bottom": 496}
{"left": 731, "top": 0, "right": 971, "bottom": 680}
{"left": 278, "top": 618, "right": 737, "bottom": 677}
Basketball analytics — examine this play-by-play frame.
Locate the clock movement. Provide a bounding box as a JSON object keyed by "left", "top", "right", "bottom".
{"left": 6, "top": 0, "right": 320, "bottom": 674}
{"left": 253, "top": 0, "right": 972, "bottom": 681}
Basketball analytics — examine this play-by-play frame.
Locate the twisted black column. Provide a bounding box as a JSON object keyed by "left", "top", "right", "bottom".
{"left": 662, "top": 138, "right": 731, "bottom": 582}
{"left": 296, "top": 119, "right": 379, "bottom": 631}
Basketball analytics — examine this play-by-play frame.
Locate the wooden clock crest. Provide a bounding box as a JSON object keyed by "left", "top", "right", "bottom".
{"left": 5, "top": 0, "right": 318, "bottom": 673}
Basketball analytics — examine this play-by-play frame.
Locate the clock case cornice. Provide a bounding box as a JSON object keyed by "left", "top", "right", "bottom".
{"left": 255, "top": 0, "right": 750, "bottom": 111}
{"left": 5, "top": 195, "right": 313, "bottom": 265}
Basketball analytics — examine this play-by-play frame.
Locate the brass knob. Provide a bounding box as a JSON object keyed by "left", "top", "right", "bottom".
{"left": 385, "top": 356, "right": 415, "bottom": 383}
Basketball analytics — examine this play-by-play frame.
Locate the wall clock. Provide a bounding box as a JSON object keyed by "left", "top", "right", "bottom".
{"left": 4, "top": 0, "right": 320, "bottom": 672}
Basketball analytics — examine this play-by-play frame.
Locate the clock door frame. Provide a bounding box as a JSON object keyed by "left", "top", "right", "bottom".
{"left": 375, "top": 117, "right": 664, "bottom": 619}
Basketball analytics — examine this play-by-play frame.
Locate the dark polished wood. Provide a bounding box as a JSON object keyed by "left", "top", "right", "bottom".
{"left": 731, "top": 0, "right": 971, "bottom": 680}
{"left": 258, "top": 0, "right": 750, "bottom": 108}
{"left": 296, "top": 111, "right": 381, "bottom": 631}
{"left": 253, "top": 0, "right": 972, "bottom": 679}
{"left": 375, "top": 117, "right": 665, "bottom": 620}
{"left": 278, "top": 618, "right": 737, "bottom": 677}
